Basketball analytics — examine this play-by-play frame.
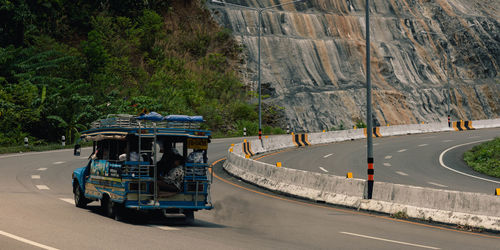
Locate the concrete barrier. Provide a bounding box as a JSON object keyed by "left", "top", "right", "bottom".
{"left": 224, "top": 121, "right": 500, "bottom": 230}
{"left": 471, "top": 118, "right": 500, "bottom": 129}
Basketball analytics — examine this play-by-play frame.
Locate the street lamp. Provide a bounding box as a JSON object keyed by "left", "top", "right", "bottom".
{"left": 211, "top": 0, "right": 306, "bottom": 140}
{"left": 420, "top": 24, "right": 476, "bottom": 127}
{"left": 365, "top": 0, "right": 374, "bottom": 199}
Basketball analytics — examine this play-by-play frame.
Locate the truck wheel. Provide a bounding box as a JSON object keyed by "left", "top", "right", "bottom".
{"left": 101, "top": 195, "right": 116, "bottom": 219}
{"left": 73, "top": 182, "right": 87, "bottom": 208}
{"left": 184, "top": 211, "right": 194, "bottom": 224}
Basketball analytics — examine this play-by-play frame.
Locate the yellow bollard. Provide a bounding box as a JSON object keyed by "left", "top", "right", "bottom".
{"left": 229, "top": 148, "right": 233, "bottom": 152}
{"left": 265, "top": 135, "right": 268, "bottom": 138}
{"left": 323, "top": 130, "right": 326, "bottom": 133}
{"left": 276, "top": 162, "right": 282, "bottom": 168}
{"left": 387, "top": 123, "right": 390, "bottom": 126}
{"left": 291, "top": 132, "right": 294, "bottom": 135}
{"left": 243, "top": 139, "right": 247, "bottom": 143}
{"left": 231, "top": 144, "right": 234, "bottom": 147}
{"left": 496, "top": 188, "right": 500, "bottom": 196}
{"left": 353, "top": 126, "right": 357, "bottom": 130}
{"left": 346, "top": 172, "right": 353, "bottom": 178}
{"left": 245, "top": 154, "right": 250, "bottom": 159}
{"left": 421, "top": 121, "right": 425, "bottom": 124}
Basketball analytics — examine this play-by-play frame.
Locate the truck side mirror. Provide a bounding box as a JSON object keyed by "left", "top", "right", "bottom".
{"left": 74, "top": 144, "right": 81, "bottom": 156}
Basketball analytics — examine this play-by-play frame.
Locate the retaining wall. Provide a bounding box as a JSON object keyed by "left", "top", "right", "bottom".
{"left": 224, "top": 121, "right": 500, "bottom": 230}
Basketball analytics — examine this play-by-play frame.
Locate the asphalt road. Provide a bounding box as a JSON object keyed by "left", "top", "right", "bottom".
{"left": 0, "top": 133, "right": 499, "bottom": 249}
{"left": 258, "top": 128, "right": 500, "bottom": 194}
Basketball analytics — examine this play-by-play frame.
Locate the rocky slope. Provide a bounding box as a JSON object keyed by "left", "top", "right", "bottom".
{"left": 207, "top": 0, "right": 500, "bottom": 131}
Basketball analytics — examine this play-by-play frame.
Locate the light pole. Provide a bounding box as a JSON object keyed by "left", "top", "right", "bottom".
{"left": 211, "top": 0, "right": 306, "bottom": 140}
{"left": 421, "top": 24, "right": 476, "bottom": 127}
{"left": 365, "top": 0, "right": 374, "bottom": 199}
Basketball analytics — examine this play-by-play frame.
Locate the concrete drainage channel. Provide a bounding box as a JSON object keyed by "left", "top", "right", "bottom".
{"left": 223, "top": 119, "right": 500, "bottom": 231}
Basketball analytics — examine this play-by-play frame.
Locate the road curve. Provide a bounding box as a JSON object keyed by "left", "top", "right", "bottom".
{"left": 258, "top": 128, "right": 500, "bottom": 194}
{"left": 0, "top": 135, "right": 499, "bottom": 249}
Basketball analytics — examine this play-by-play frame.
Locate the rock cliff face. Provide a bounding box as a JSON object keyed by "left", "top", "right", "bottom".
{"left": 208, "top": 0, "right": 500, "bottom": 131}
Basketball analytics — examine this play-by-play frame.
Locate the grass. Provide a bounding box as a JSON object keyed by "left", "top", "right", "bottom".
{"left": 463, "top": 137, "right": 500, "bottom": 178}
{"left": 0, "top": 142, "right": 92, "bottom": 155}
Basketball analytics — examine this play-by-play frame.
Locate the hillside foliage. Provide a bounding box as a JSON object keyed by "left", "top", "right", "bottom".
{"left": 0, "top": 0, "right": 261, "bottom": 145}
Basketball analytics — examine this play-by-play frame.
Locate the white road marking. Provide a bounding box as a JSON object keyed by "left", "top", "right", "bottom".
{"left": 384, "top": 155, "right": 392, "bottom": 160}
{"left": 418, "top": 144, "right": 428, "bottom": 147}
{"left": 397, "top": 149, "right": 407, "bottom": 153}
{"left": 383, "top": 163, "right": 391, "bottom": 167}
{"left": 469, "top": 136, "right": 481, "bottom": 139}
{"left": 79, "top": 156, "right": 89, "bottom": 159}
{"left": 396, "top": 171, "right": 408, "bottom": 176}
{"left": 427, "top": 182, "right": 448, "bottom": 188}
{"left": 439, "top": 140, "right": 500, "bottom": 184}
{"left": 373, "top": 143, "right": 379, "bottom": 146}
{"left": 323, "top": 153, "right": 333, "bottom": 158}
{"left": 153, "top": 225, "right": 179, "bottom": 231}
{"left": 36, "top": 185, "right": 50, "bottom": 190}
{"left": 31, "top": 175, "right": 41, "bottom": 179}
{"left": 59, "top": 198, "right": 75, "bottom": 205}
{"left": 442, "top": 139, "right": 453, "bottom": 142}
{"left": 340, "top": 232, "right": 440, "bottom": 249}
{"left": 53, "top": 161, "right": 65, "bottom": 165}
{"left": 0, "top": 230, "right": 59, "bottom": 250}
{"left": 37, "top": 168, "right": 47, "bottom": 171}
{"left": 319, "top": 167, "right": 329, "bottom": 173}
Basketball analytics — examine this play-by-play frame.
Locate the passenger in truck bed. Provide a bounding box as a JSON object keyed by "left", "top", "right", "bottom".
{"left": 157, "top": 148, "right": 185, "bottom": 192}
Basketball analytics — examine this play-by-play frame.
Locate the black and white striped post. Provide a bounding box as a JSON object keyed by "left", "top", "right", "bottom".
{"left": 243, "top": 127, "right": 247, "bottom": 137}
{"left": 62, "top": 135, "right": 66, "bottom": 146}
{"left": 24, "top": 137, "right": 28, "bottom": 147}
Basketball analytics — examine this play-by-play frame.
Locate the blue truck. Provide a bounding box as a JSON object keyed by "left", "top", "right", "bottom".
{"left": 72, "top": 113, "right": 212, "bottom": 222}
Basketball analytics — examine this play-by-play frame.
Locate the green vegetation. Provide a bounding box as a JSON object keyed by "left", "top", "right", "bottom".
{"left": 391, "top": 211, "right": 409, "bottom": 219}
{"left": 464, "top": 137, "right": 500, "bottom": 178}
{"left": 0, "top": 1, "right": 280, "bottom": 147}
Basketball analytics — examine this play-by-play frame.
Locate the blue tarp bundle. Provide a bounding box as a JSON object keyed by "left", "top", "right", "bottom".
{"left": 135, "top": 112, "right": 164, "bottom": 121}
{"left": 164, "top": 115, "right": 204, "bottom": 122}
{"left": 135, "top": 113, "right": 204, "bottom": 122}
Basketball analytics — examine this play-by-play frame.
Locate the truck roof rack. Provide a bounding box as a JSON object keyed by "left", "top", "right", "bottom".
{"left": 90, "top": 113, "right": 204, "bottom": 130}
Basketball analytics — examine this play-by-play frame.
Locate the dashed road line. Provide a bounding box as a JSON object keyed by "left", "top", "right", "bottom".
{"left": 31, "top": 175, "right": 41, "bottom": 179}
{"left": 340, "top": 232, "right": 440, "bottom": 249}
{"left": 153, "top": 225, "right": 180, "bottom": 231}
{"left": 0, "top": 230, "right": 59, "bottom": 250}
{"left": 319, "top": 167, "right": 329, "bottom": 173}
{"left": 373, "top": 143, "right": 379, "bottom": 146}
{"left": 397, "top": 149, "right": 407, "bottom": 153}
{"left": 323, "top": 153, "right": 333, "bottom": 158}
{"left": 469, "top": 136, "right": 481, "bottom": 139}
{"left": 428, "top": 182, "right": 448, "bottom": 188}
{"left": 59, "top": 198, "right": 75, "bottom": 205}
{"left": 36, "top": 168, "right": 47, "bottom": 171}
{"left": 384, "top": 155, "right": 392, "bottom": 160}
{"left": 395, "top": 171, "right": 408, "bottom": 176}
{"left": 53, "top": 161, "right": 65, "bottom": 165}
{"left": 383, "top": 163, "right": 391, "bottom": 167}
{"left": 442, "top": 140, "right": 453, "bottom": 142}
{"left": 36, "top": 185, "right": 50, "bottom": 190}
{"left": 418, "top": 144, "right": 428, "bottom": 147}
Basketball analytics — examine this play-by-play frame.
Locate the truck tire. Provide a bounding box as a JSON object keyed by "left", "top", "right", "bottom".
{"left": 73, "top": 181, "right": 87, "bottom": 208}
{"left": 184, "top": 210, "right": 194, "bottom": 224}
